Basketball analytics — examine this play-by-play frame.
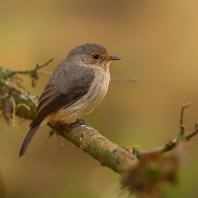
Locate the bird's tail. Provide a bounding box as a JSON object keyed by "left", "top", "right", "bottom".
{"left": 19, "top": 124, "right": 41, "bottom": 157}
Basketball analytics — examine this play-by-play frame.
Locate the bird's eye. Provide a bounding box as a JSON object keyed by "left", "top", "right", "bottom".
{"left": 92, "top": 54, "right": 100, "bottom": 60}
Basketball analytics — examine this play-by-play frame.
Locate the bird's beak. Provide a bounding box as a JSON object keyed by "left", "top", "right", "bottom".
{"left": 107, "top": 56, "right": 121, "bottom": 60}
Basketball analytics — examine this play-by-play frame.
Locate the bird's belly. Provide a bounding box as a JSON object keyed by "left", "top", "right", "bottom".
{"left": 45, "top": 71, "right": 110, "bottom": 125}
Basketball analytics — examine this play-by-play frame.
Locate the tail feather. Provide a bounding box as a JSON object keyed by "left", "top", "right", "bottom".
{"left": 19, "top": 124, "right": 41, "bottom": 157}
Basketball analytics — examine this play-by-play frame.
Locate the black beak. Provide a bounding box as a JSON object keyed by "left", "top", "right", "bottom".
{"left": 107, "top": 55, "right": 121, "bottom": 60}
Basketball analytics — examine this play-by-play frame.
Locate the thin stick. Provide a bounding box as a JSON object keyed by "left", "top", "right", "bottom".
{"left": 55, "top": 131, "right": 64, "bottom": 147}
{"left": 134, "top": 102, "right": 197, "bottom": 158}
{"left": 110, "top": 77, "right": 139, "bottom": 83}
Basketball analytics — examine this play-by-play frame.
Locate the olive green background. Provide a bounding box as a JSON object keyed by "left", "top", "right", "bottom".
{"left": 1, "top": 1, "right": 198, "bottom": 197}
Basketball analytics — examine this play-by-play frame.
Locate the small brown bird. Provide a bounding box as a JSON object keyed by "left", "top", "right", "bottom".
{"left": 19, "top": 43, "right": 120, "bottom": 157}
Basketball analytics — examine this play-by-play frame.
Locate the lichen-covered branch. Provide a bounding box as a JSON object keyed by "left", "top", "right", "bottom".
{"left": 1, "top": 63, "right": 198, "bottom": 197}
{"left": 0, "top": 67, "right": 38, "bottom": 122}
{"left": 51, "top": 123, "right": 138, "bottom": 173}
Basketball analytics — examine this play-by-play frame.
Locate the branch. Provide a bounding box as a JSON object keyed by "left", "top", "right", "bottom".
{"left": 134, "top": 102, "right": 197, "bottom": 158}
{"left": 1, "top": 64, "right": 198, "bottom": 167}
{"left": 0, "top": 63, "right": 137, "bottom": 173}
{"left": 50, "top": 123, "right": 138, "bottom": 173}
{"left": 1, "top": 63, "right": 198, "bottom": 197}
{"left": 38, "top": 71, "right": 139, "bottom": 84}
{"left": 6, "top": 58, "right": 54, "bottom": 87}
{"left": 110, "top": 77, "right": 139, "bottom": 83}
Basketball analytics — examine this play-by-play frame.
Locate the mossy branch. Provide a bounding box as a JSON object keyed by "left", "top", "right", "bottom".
{"left": 1, "top": 62, "right": 197, "bottom": 197}
{"left": 50, "top": 123, "right": 138, "bottom": 173}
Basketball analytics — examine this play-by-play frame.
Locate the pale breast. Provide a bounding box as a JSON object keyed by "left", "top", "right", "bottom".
{"left": 45, "top": 68, "right": 110, "bottom": 124}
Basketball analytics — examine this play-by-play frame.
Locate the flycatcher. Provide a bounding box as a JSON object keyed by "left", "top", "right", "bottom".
{"left": 19, "top": 43, "right": 120, "bottom": 157}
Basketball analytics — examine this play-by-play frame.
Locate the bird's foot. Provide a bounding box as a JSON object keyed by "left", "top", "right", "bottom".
{"left": 68, "top": 119, "right": 92, "bottom": 131}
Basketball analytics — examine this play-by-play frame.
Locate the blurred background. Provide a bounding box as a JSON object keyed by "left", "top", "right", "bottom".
{"left": 1, "top": 0, "right": 198, "bottom": 197}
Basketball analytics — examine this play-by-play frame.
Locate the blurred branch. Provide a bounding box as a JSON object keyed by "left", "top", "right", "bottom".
{"left": 0, "top": 59, "right": 53, "bottom": 121}
{"left": 38, "top": 71, "right": 138, "bottom": 84}
{"left": 1, "top": 64, "right": 198, "bottom": 197}
{"left": 38, "top": 71, "right": 53, "bottom": 76}
{"left": 110, "top": 77, "right": 139, "bottom": 83}
{"left": 3, "top": 58, "right": 53, "bottom": 87}
{"left": 134, "top": 102, "right": 197, "bottom": 158}
{"left": 0, "top": 169, "right": 6, "bottom": 198}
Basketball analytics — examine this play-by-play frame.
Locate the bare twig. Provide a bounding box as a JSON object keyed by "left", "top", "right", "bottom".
{"left": 179, "top": 101, "right": 192, "bottom": 140}
{"left": 38, "top": 72, "right": 139, "bottom": 84}
{"left": 16, "top": 58, "right": 54, "bottom": 87}
{"left": 185, "top": 123, "right": 198, "bottom": 141}
{"left": 12, "top": 85, "right": 37, "bottom": 106}
{"left": 134, "top": 102, "right": 197, "bottom": 158}
{"left": 11, "top": 96, "right": 16, "bottom": 130}
{"left": 38, "top": 71, "right": 53, "bottom": 76}
{"left": 34, "top": 58, "right": 54, "bottom": 70}
{"left": 110, "top": 77, "right": 139, "bottom": 83}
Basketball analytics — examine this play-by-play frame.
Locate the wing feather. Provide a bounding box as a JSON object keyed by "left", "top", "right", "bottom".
{"left": 30, "top": 63, "right": 95, "bottom": 127}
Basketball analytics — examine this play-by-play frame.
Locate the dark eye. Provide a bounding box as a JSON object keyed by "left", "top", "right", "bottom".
{"left": 92, "top": 54, "right": 100, "bottom": 60}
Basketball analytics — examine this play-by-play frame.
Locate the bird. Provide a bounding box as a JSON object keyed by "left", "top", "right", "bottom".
{"left": 19, "top": 43, "right": 120, "bottom": 157}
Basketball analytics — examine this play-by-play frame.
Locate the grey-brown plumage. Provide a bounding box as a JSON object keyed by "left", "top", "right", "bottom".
{"left": 19, "top": 43, "right": 120, "bottom": 157}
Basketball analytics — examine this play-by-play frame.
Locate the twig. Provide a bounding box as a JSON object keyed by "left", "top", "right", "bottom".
{"left": 38, "top": 72, "right": 139, "bottom": 84}
{"left": 179, "top": 101, "right": 192, "bottom": 140}
{"left": 15, "top": 103, "right": 30, "bottom": 111}
{"left": 185, "top": 123, "right": 198, "bottom": 141}
{"left": 36, "top": 61, "right": 138, "bottom": 84}
{"left": 11, "top": 97, "right": 31, "bottom": 131}
{"left": 13, "top": 85, "right": 37, "bottom": 106}
{"left": 134, "top": 102, "right": 197, "bottom": 158}
{"left": 34, "top": 58, "right": 54, "bottom": 70}
{"left": 10, "top": 58, "right": 54, "bottom": 87}
{"left": 38, "top": 71, "right": 53, "bottom": 76}
{"left": 11, "top": 96, "right": 16, "bottom": 131}
{"left": 110, "top": 77, "right": 139, "bottom": 83}
{"left": 5, "top": 58, "right": 54, "bottom": 78}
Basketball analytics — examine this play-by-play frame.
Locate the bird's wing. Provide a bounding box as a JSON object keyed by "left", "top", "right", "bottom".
{"left": 30, "top": 63, "right": 95, "bottom": 127}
